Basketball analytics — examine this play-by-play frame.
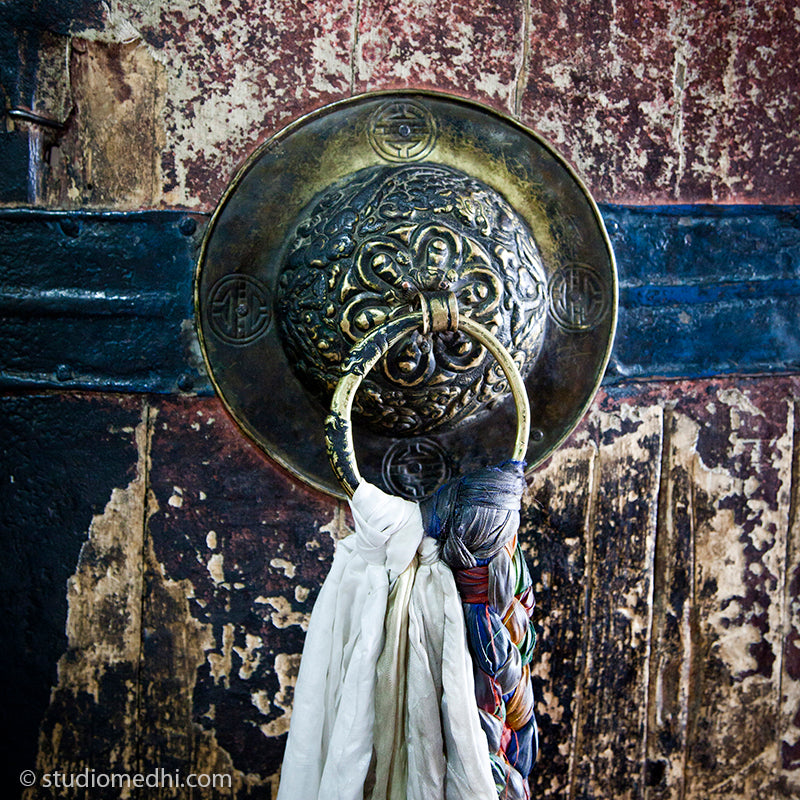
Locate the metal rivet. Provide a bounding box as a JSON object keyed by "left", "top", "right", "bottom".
{"left": 55, "top": 364, "right": 71, "bottom": 381}
{"left": 178, "top": 374, "right": 194, "bottom": 392}
{"left": 179, "top": 217, "right": 197, "bottom": 236}
{"left": 59, "top": 218, "right": 80, "bottom": 238}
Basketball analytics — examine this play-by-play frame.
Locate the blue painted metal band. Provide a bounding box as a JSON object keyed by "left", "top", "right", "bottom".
{"left": 0, "top": 208, "right": 208, "bottom": 394}
{"left": 602, "top": 204, "right": 800, "bottom": 382}
{"left": 0, "top": 205, "right": 797, "bottom": 394}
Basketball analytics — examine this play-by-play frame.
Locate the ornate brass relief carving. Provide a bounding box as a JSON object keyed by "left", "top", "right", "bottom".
{"left": 276, "top": 164, "right": 548, "bottom": 436}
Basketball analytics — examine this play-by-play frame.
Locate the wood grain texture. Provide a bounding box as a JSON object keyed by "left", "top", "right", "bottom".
{"left": 10, "top": 0, "right": 792, "bottom": 209}
{"left": 522, "top": 378, "right": 800, "bottom": 798}
{"left": 143, "top": 396, "right": 343, "bottom": 792}
{"left": 782, "top": 401, "right": 800, "bottom": 788}
{"left": 12, "top": 378, "right": 800, "bottom": 798}
{"left": 644, "top": 406, "right": 693, "bottom": 800}
{"left": 0, "top": 393, "right": 144, "bottom": 794}
{"left": 526, "top": 403, "right": 665, "bottom": 798}
{"left": 682, "top": 386, "right": 793, "bottom": 797}
{"left": 523, "top": 443, "right": 596, "bottom": 796}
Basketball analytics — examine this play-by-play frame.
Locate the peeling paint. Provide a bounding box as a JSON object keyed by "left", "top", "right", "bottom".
{"left": 318, "top": 501, "right": 351, "bottom": 544}
{"left": 38, "top": 408, "right": 151, "bottom": 732}
{"left": 521, "top": 0, "right": 799, "bottom": 204}
{"left": 9, "top": 0, "right": 795, "bottom": 212}
{"left": 207, "top": 552, "right": 225, "bottom": 584}
{"left": 207, "top": 622, "right": 235, "bottom": 686}
{"left": 255, "top": 596, "right": 309, "bottom": 631}
{"left": 24, "top": 402, "right": 274, "bottom": 797}
{"left": 269, "top": 558, "right": 296, "bottom": 579}
{"left": 294, "top": 585, "right": 310, "bottom": 603}
{"left": 257, "top": 653, "right": 302, "bottom": 738}
{"left": 168, "top": 485, "right": 184, "bottom": 507}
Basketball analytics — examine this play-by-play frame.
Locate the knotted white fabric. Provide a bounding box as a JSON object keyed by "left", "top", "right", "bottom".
{"left": 276, "top": 481, "right": 495, "bottom": 800}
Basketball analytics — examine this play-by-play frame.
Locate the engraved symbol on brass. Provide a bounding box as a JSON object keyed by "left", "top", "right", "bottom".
{"left": 548, "top": 264, "right": 609, "bottom": 332}
{"left": 382, "top": 437, "right": 451, "bottom": 499}
{"left": 208, "top": 274, "right": 271, "bottom": 345}
{"left": 368, "top": 100, "right": 437, "bottom": 162}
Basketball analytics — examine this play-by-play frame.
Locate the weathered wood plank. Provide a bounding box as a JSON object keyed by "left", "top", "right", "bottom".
{"left": 523, "top": 440, "right": 597, "bottom": 796}
{"left": 644, "top": 407, "right": 694, "bottom": 799}
{"left": 683, "top": 385, "right": 795, "bottom": 797}
{"left": 522, "top": 0, "right": 681, "bottom": 205}
{"left": 0, "top": 393, "right": 143, "bottom": 794}
{"left": 13, "top": 377, "right": 800, "bottom": 799}
{"left": 679, "top": 0, "right": 800, "bottom": 205}
{"left": 569, "top": 402, "right": 664, "bottom": 798}
{"left": 142, "top": 396, "right": 343, "bottom": 794}
{"left": 780, "top": 399, "right": 800, "bottom": 792}
{"left": 21, "top": 399, "right": 149, "bottom": 799}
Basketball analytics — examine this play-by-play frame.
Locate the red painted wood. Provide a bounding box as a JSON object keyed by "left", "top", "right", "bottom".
{"left": 356, "top": 0, "right": 524, "bottom": 113}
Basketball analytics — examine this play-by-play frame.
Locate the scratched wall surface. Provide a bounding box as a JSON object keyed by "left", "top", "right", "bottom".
{"left": 1, "top": 1, "right": 799, "bottom": 799}
{"left": 2, "top": 0, "right": 797, "bottom": 208}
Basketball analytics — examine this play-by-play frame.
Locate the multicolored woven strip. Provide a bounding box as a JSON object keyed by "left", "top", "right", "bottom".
{"left": 421, "top": 461, "right": 538, "bottom": 800}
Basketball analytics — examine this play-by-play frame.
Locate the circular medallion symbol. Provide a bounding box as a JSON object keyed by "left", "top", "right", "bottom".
{"left": 368, "top": 101, "right": 437, "bottom": 162}
{"left": 208, "top": 274, "right": 271, "bottom": 345}
{"left": 548, "top": 264, "right": 610, "bottom": 332}
{"left": 382, "top": 437, "right": 452, "bottom": 500}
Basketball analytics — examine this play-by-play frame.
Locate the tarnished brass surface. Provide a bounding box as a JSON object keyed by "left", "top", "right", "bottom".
{"left": 276, "top": 163, "right": 547, "bottom": 437}
{"left": 326, "top": 309, "right": 531, "bottom": 497}
{"left": 416, "top": 291, "right": 459, "bottom": 335}
{"left": 195, "top": 91, "right": 617, "bottom": 499}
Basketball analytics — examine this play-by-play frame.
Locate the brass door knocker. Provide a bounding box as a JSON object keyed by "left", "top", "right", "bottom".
{"left": 194, "top": 91, "right": 618, "bottom": 800}
{"left": 325, "top": 290, "right": 530, "bottom": 497}
{"left": 195, "top": 90, "right": 616, "bottom": 500}
{"left": 279, "top": 292, "right": 541, "bottom": 800}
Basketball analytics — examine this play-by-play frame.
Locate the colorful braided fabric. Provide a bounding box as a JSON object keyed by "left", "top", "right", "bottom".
{"left": 421, "top": 461, "right": 538, "bottom": 800}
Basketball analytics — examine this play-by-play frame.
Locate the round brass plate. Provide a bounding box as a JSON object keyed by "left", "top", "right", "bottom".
{"left": 195, "top": 91, "right": 617, "bottom": 500}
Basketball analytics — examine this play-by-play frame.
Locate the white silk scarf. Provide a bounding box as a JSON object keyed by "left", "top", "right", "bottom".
{"left": 276, "top": 482, "right": 495, "bottom": 800}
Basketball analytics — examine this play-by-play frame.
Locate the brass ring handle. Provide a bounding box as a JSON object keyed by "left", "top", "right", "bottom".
{"left": 325, "top": 310, "right": 531, "bottom": 497}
